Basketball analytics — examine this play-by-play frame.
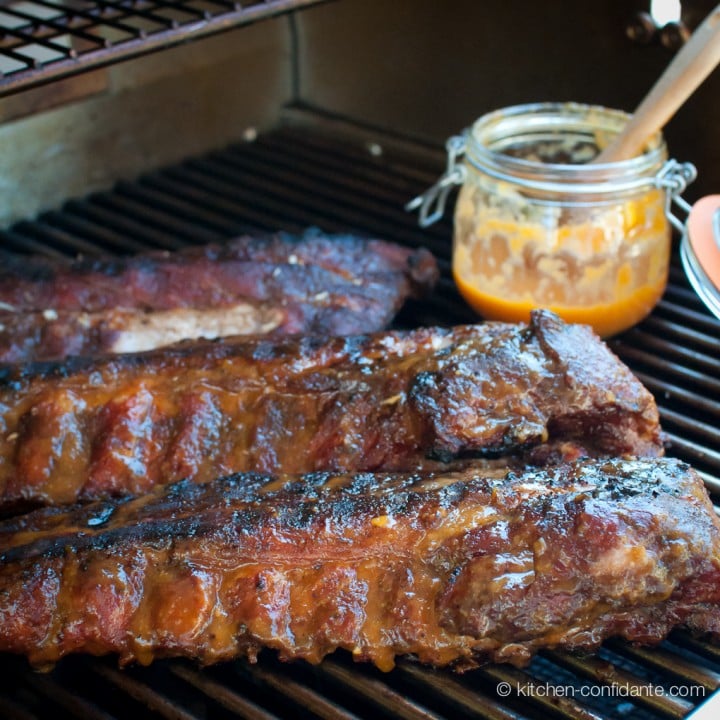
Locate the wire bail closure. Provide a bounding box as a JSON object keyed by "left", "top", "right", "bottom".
{"left": 407, "top": 133, "right": 697, "bottom": 234}
{"left": 405, "top": 135, "right": 467, "bottom": 227}
{"left": 654, "top": 159, "right": 698, "bottom": 233}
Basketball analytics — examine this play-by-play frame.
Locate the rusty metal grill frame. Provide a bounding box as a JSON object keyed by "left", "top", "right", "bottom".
{"left": 0, "top": 116, "right": 719, "bottom": 719}
{"left": 0, "top": 0, "right": 328, "bottom": 96}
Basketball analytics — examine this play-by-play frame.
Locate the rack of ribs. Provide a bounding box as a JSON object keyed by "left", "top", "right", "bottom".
{"left": 0, "top": 310, "right": 662, "bottom": 510}
{"left": 0, "top": 228, "right": 439, "bottom": 362}
{"left": 1, "top": 457, "right": 717, "bottom": 670}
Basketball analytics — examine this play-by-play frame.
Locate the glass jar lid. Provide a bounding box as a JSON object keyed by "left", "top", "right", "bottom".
{"left": 681, "top": 195, "right": 720, "bottom": 319}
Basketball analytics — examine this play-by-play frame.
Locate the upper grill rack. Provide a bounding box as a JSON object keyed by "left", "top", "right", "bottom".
{"left": 0, "top": 0, "right": 326, "bottom": 95}
{"left": 0, "top": 118, "right": 719, "bottom": 719}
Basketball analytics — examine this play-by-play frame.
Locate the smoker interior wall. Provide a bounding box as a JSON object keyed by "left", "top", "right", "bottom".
{"left": 296, "top": 0, "right": 720, "bottom": 200}
{"left": 0, "top": 20, "right": 292, "bottom": 228}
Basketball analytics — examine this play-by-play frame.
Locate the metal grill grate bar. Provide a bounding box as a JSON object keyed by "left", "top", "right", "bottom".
{"left": 636, "top": 373, "right": 720, "bottom": 419}
{"left": 40, "top": 209, "right": 153, "bottom": 254}
{"left": 168, "top": 663, "right": 282, "bottom": 720}
{"left": 614, "top": 329, "right": 717, "bottom": 377}
{"left": 543, "top": 651, "right": 694, "bottom": 718}
{"left": 22, "top": 672, "right": 117, "bottom": 720}
{"left": 477, "top": 664, "right": 607, "bottom": 720}
{"left": 657, "top": 298, "right": 720, "bottom": 335}
{"left": 0, "top": 0, "right": 331, "bottom": 95}
{"left": 0, "top": 228, "right": 68, "bottom": 257}
{"left": 115, "top": 181, "right": 245, "bottom": 238}
{"left": 662, "top": 435, "right": 720, "bottom": 486}
{"left": 0, "top": 695, "right": 39, "bottom": 720}
{"left": 216, "top": 135, "right": 451, "bottom": 250}
{"left": 12, "top": 218, "right": 110, "bottom": 256}
{"left": 2, "top": 2, "right": 129, "bottom": 45}
{"left": 672, "top": 634, "right": 720, "bottom": 664}
{"left": 89, "top": 0, "right": 192, "bottom": 30}
{"left": 89, "top": 192, "right": 217, "bottom": 244}
{"left": 169, "top": 155, "right": 429, "bottom": 248}
{"left": 395, "top": 662, "right": 526, "bottom": 720}
{"left": 140, "top": 170, "right": 309, "bottom": 236}
{"left": 91, "top": 663, "right": 200, "bottom": 720}
{"left": 658, "top": 408, "right": 720, "bottom": 450}
{"left": 63, "top": 198, "right": 188, "bottom": 249}
{"left": 240, "top": 662, "right": 363, "bottom": 720}
{"left": 612, "top": 345, "right": 720, "bottom": 397}
{"left": 641, "top": 316, "right": 718, "bottom": 355}
{"left": 604, "top": 643, "right": 720, "bottom": 692}
{"left": 316, "top": 659, "right": 445, "bottom": 720}
{"left": 0, "top": 24, "right": 78, "bottom": 62}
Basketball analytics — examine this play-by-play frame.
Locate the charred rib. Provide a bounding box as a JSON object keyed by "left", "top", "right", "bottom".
{"left": 0, "top": 310, "right": 662, "bottom": 509}
{"left": 0, "top": 458, "right": 717, "bottom": 670}
{"left": 0, "top": 228, "right": 438, "bottom": 362}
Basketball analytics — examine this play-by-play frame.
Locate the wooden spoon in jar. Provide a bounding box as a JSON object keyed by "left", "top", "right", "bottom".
{"left": 595, "top": 4, "right": 720, "bottom": 164}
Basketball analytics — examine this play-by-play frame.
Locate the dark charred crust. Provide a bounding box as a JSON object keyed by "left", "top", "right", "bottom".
{"left": 0, "top": 457, "right": 693, "bottom": 563}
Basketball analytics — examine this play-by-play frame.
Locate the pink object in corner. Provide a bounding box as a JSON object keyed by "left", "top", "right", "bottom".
{"left": 682, "top": 194, "right": 720, "bottom": 319}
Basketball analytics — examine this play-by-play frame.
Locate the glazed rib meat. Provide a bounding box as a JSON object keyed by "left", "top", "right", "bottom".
{"left": 1, "top": 457, "right": 718, "bottom": 670}
{"left": 0, "top": 311, "right": 662, "bottom": 510}
{"left": 0, "top": 228, "right": 438, "bottom": 362}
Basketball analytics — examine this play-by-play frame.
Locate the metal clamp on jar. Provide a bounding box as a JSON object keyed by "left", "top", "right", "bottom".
{"left": 407, "top": 102, "right": 696, "bottom": 337}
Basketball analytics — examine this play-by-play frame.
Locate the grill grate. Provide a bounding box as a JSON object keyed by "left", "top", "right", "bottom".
{"left": 0, "top": 0, "right": 329, "bottom": 95}
{"left": 0, "top": 118, "right": 719, "bottom": 719}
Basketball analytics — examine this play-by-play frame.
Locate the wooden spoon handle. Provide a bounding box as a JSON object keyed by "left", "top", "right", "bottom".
{"left": 596, "top": 4, "right": 720, "bottom": 163}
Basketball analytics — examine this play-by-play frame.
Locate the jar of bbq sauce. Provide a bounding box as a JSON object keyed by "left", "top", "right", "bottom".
{"left": 408, "top": 103, "right": 696, "bottom": 337}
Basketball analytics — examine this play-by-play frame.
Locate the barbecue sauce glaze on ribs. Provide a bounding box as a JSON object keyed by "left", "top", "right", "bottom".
{"left": 0, "top": 228, "right": 438, "bottom": 362}
{"left": 1, "top": 458, "right": 718, "bottom": 670}
{"left": 0, "top": 311, "right": 662, "bottom": 510}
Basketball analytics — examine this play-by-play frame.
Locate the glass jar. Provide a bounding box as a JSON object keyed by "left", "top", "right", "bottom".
{"left": 408, "top": 103, "right": 696, "bottom": 337}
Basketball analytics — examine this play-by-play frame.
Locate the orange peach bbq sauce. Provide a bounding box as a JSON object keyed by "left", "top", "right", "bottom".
{"left": 452, "top": 188, "right": 670, "bottom": 338}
